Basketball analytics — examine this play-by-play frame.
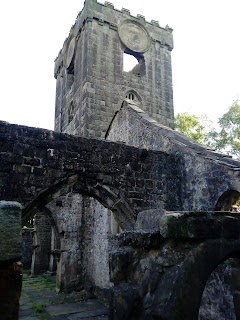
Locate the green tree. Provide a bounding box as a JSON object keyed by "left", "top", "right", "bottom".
{"left": 174, "top": 112, "right": 213, "bottom": 146}
{"left": 175, "top": 101, "right": 240, "bottom": 160}
{"left": 212, "top": 101, "right": 240, "bottom": 158}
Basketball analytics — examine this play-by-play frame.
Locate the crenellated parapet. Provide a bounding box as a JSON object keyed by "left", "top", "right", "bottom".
{"left": 54, "top": 0, "right": 173, "bottom": 78}
{"left": 54, "top": 0, "right": 173, "bottom": 77}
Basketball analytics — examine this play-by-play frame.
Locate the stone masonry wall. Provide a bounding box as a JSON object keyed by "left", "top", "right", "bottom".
{"left": 82, "top": 198, "right": 115, "bottom": 290}
{"left": 44, "top": 192, "right": 117, "bottom": 292}
{"left": 107, "top": 102, "right": 240, "bottom": 212}
{"left": 107, "top": 102, "right": 240, "bottom": 319}
{"left": 0, "top": 120, "right": 179, "bottom": 230}
{"left": 46, "top": 193, "right": 83, "bottom": 292}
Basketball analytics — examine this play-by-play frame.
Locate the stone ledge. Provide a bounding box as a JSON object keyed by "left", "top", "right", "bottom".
{"left": 160, "top": 211, "right": 240, "bottom": 239}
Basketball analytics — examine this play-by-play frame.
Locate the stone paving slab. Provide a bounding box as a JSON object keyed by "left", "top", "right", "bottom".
{"left": 19, "top": 307, "right": 35, "bottom": 317}
{"left": 46, "top": 301, "right": 107, "bottom": 316}
{"left": 68, "top": 310, "right": 109, "bottom": 319}
{"left": 20, "top": 273, "right": 109, "bottom": 320}
{"left": 43, "top": 290, "right": 65, "bottom": 304}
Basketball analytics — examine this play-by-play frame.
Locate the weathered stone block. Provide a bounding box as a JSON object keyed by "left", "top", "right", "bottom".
{"left": 0, "top": 201, "right": 22, "bottom": 262}
{"left": 135, "top": 209, "right": 164, "bottom": 232}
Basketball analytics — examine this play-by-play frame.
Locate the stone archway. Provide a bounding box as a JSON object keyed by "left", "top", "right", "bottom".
{"left": 22, "top": 175, "right": 131, "bottom": 293}
{"left": 215, "top": 190, "right": 240, "bottom": 211}
{"left": 22, "top": 174, "right": 135, "bottom": 231}
{"left": 150, "top": 239, "right": 240, "bottom": 320}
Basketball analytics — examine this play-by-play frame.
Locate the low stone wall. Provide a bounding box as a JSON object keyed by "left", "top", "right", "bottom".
{"left": 109, "top": 210, "right": 240, "bottom": 320}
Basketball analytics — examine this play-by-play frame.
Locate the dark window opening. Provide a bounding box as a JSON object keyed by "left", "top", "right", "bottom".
{"left": 67, "top": 62, "right": 74, "bottom": 90}
{"left": 68, "top": 101, "right": 75, "bottom": 124}
{"left": 126, "top": 92, "right": 135, "bottom": 101}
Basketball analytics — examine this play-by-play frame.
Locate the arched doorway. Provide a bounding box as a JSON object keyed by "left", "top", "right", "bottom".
{"left": 22, "top": 175, "right": 129, "bottom": 293}
{"left": 215, "top": 190, "right": 240, "bottom": 211}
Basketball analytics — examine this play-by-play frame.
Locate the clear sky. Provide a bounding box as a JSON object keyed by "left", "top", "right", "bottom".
{"left": 0, "top": 0, "right": 239, "bottom": 130}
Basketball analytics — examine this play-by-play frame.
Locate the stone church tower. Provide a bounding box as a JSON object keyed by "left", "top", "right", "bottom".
{"left": 54, "top": 0, "right": 174, "bottom": 138}
{"left": 47, "top": 0, "right": 175, "bottom": 292}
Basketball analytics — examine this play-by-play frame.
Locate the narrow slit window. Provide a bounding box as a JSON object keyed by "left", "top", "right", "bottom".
{"left": 67, "top": 63, "right": 74, "bottom": 90}
{"left": 68, "top": 101, "right": 74, "bottom": 124}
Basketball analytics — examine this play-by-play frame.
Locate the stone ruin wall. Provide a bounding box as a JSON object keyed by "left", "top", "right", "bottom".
{"left": 107, "top": 102, "right": 240, "bottom": 319}
{"left": 20, "top": 0, "right": 240, "bottom": 317}
{"left": 3, "top": 108, "right": 240, "bottom": 318}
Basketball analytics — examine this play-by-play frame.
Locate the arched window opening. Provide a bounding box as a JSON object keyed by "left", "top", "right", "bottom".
{"left": 215, "top": 190, "right": 240, "bottom": 211}
{"left": 67, "top": 62, "right": 74, "bottom": 90}
{"left": 125, "top": 90, "right": 142, "bottom": 107}
{"left": 199, "top": 258, "right": 240, "bottom": 320}
{"left": 123, "top": 52, "right": 145, "bottom": 76}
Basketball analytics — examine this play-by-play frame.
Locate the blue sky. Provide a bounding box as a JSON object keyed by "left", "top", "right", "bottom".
{"left": 0, "top": 0, "right": 239, "bottom": 129}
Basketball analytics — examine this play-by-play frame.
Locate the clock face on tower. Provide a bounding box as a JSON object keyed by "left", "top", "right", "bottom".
{"left": 118, "top": 20, "right": 150, "bottom": 53}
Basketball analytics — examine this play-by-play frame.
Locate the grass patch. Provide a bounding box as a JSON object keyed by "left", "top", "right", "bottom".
{"left": 30, "top": 303, "right": 47, "bottom": 319}
{"left": 32, "top": 302, "right": 45, "bottom": 313}
{"left": 22, "top": 274, "right": 56, "bottom": 291}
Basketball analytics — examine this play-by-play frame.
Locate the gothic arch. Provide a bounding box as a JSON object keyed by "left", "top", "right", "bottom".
{"left": 22, "top": 174, "right": 135, "bottom": 231}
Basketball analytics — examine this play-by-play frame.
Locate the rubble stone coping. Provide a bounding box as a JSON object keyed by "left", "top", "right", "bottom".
{"left": 160, "top": 211, "right": 240, "bottom": 239}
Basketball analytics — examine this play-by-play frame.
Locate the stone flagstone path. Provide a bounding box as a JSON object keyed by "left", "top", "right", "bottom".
{"left": 20, "top": 273, "right": 109, "bottom": 320}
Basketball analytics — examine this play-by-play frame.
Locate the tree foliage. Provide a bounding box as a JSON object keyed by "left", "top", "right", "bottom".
{"left": 174, "top": 112, "right": 213, "bottom": 146}
{"left": 212, "top": 101, "right": 240, "bottom": 158}
{"left": 175, "top": 101, "right": 240, "bottom": 159}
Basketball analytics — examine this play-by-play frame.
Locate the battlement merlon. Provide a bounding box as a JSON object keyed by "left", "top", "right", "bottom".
{"left": 54, "top": 0, "right": 174, "bottom": 78}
